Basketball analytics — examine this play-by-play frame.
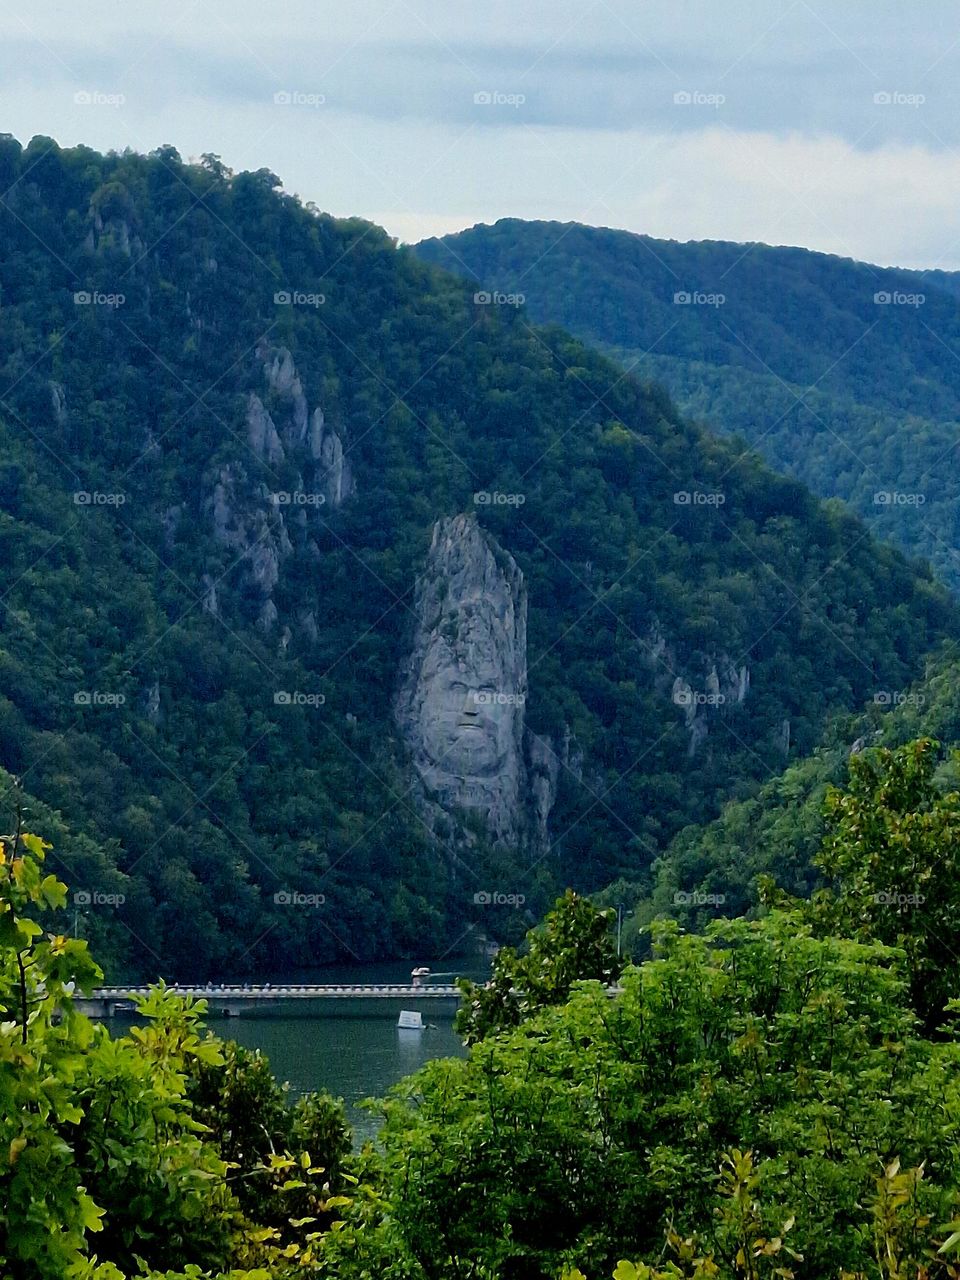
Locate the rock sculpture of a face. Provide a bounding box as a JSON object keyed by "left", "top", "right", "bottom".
{"left": 395, "top": 514, "right": 528, "bottom": 844}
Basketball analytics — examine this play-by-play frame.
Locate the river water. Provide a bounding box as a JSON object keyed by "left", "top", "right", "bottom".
{"left": 201, "top": 1013, "right": 467, "bottom": 1142}
{"left": 111, "top": 959, "right": 480, "bottom": 1144}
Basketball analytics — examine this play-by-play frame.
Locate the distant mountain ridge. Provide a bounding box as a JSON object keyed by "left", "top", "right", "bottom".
{"left": 416, "top": 219, "right": 960, "bottom": 591}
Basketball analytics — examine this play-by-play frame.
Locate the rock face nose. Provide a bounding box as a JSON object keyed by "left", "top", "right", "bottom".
{"left": 395, "top": 514, "right": 528, "bottom": 845}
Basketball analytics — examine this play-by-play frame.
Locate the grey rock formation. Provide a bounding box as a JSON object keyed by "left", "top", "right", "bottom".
{"left": 142, "top": 680, "right": 161, "bottom": 724}
{"left": 672, "top": 654, "right": 750, "bottom": 757}
{"left": 309, "top": 408, "right": 326, "bottom": 460}
{"left": 308, "top": 406, "right": 353, "bottom": 508}
{"left": 298, "top": 609, "right": 319, "bottom": 643}
{"left": 209, "top": 463, "right": 290, "bottom": 599}
{"left": 528, "top": 733, "right": 561, "bottom": 849}
{"left": 316, "top": 425, "right": 353, "bottom": 508}
{"left": 247, "top": 537, "right": 282, "bottom": 597}
{"left": 265, "top": 349, "right": 309, "bottom": 449}
{"left": 642, "top": 617, "right": 668, "bottom": 669}
{"left": 718, "top": 659, "right": 750, "bottom": 705}
{"left": 142, "top": 428, "right": 162, "bottom": 462}
{"left": 200, "top": 573, "right": 220, "bottom": 617}
{"left": 395, "top": 514, "right": 528, "bottom": 844}
{"left": 672, "top": 676, "right": 696, "bottom": 722}
{"left": 251, "top": 346, "right": 354, "bottom": 507}
{"left": 246, "top": 394, "right": 285, "bottom": 465}
{"left": 560, "top": 724, "right": 584, "bottom": 783}
{"left": 84, "top": 210, "right": 141, "bottom": 258}
{"left": 258, "top": 599, "right": 279, "bottom": 631}
{"left": 204, "top": 339, "right": 357, "bottom": 632}
{"left": 161, "top": 505, "right": 181, "bottom": 552}
{"left": 50, "top": 382, "right": 67, "bottom": 427}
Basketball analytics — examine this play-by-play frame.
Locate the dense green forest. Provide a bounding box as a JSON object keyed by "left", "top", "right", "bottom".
{"left": 620, "top": 647, "right": 960, "bottom": 942}
{"left": 415, "top": 220, "right": 960, "bottom": 591}
{"left": 7, "top": 750, "right": 960, "bottom": 1278}
{"left": 1, "top": 136, "right": 958, "bottom": 980}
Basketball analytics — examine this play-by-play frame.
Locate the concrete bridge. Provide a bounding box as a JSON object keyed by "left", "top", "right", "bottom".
{"left": 78, "top": 982, "right": 463, "bottom": 1020}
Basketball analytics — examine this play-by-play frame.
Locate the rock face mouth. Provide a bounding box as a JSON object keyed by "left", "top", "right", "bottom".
{"left": 395, "top": 514, "right": 528, "bottom": 845}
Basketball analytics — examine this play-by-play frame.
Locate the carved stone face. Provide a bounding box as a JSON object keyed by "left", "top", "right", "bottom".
{"left": 418, "top": 654, "right": 516, "bottom": 784}
{"left": 395, "top": 514, "right": 528, "bottom": 842}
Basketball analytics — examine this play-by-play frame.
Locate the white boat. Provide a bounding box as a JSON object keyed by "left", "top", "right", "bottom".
{"left": 397, "top": 1009, "right": 424, "bottom": 1030}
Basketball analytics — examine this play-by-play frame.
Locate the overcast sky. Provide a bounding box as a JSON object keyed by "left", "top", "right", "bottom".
{"left": 3, "top": 1, "right": 960, "bottom": 267}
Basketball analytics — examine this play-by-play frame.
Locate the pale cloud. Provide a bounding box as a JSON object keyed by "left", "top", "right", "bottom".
{"left": 374, "top": 125, "right": 960, "bottom": 270}
{"left": 2, "top": 0, "right": 960, "bottom": 265}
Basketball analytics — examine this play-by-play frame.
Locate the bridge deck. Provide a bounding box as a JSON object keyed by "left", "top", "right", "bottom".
{"left": 91, "top": 984, "right": 462, "bottom": 1000}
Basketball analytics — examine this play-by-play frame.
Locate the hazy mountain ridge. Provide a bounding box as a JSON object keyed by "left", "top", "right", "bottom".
{"left": 416, "top": 219, "right": 960, "bottom": 590}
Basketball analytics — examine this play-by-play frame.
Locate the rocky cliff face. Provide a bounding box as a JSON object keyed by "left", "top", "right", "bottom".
{"left": 642, "top": 618, "right": 751, "bottom": 757}
{"left": 395, "top": 514, "right": 530, "bottom": 845}
{"left": 253, "top": 344, "right": 355, "bottom": 507}
{"left": 671, "top": 657, "right": 750, "bottom": 756}
{"left": 202, "top": 345, "right": 354, "bottom": 630}
{"left": 209, "top": 462, "right": 291, "bottom": 601}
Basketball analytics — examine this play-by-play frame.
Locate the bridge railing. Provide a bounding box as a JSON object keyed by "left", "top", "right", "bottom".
{"left": 87, "top": 983, "right": 462, "bottom": 998}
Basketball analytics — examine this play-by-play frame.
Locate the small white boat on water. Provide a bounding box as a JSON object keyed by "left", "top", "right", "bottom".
{"left": 397, "top": 1009, "right": 424, "bottom": 1030}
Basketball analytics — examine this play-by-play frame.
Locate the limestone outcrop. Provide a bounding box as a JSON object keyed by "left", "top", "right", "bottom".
{"left": 255, "top": 345, "right": 354, "bottom": 507}
{"left": 644, "top": 618, "right": 752, "bottom": 757}
{"left": 395, "top": 514, "right": 529, "bottom": 844}
{"left": 201, "top": 345, "right": 355, "bottom": 631}
{"left": 208, "top": 462, "right": 291, "bottom": 620}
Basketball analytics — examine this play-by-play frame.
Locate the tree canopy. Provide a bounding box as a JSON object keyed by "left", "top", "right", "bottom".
{"left": 5, "top": 743, "right": 960, "bottom": 1277}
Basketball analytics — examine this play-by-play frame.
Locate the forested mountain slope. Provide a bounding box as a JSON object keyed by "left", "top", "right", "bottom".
{"left": 416, "top": 219, "right": 960, "bottom": 590}
{"left": 0, "top": 136, "right": 956, "bottom": 977}
{"left": 614, "top": 647, "right": 960, "bottom": 943}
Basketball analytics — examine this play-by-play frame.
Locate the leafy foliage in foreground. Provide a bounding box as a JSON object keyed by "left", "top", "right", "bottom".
{"left": 374, "top": 914, "right": 960, "bottom": 1279}
{"left": 806, "top": 738, "right": 960, "bottom": 1030}
{"left": 455, "top": 888, "right": 622, "bottom": 1044}
{"left": 6, "top": 747, "right": 960, "bottom": 1277}
{"left": 0, "top": 821, "right": 351, "bottom": 1279}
